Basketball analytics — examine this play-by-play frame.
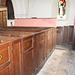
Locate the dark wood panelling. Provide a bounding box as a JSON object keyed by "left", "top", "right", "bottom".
{"left": 56, "top": 26, "right": 74, "bottom": 45}
{"left": 63, "top": 26, "right": 69, "bottom": 43}
{"left": 68, "top": 26, "right": 74, "bottom": 43}
{"left": 53, "top": 29, "right": 57, "bottom": 47}
{"left": 0, "top": 0, "right": 6, "bottom": 7}
{"left": 56, "top": 27, "right": 63, "bottom": 45}
{"left": 47, "top": 29, "right": 53, "bottom": 55}
{"left": 0, "top": 10, "right": 7, "bottom": 26}
{"left": 44, "top": 31, "right": 48, "bottom": 58}
{"left": 2, "top": 11, "right": 7, "bottom": 26}
{"left": 72, "top": 28, "right": 75, "bottom": 49}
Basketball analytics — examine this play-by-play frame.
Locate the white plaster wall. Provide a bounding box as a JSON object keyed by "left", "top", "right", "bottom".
{"left": 8, "top": 0, "right": 75, "bottom": 26}
{"left": 28, "top": 0, "right": 55, "bottom": 18}
{"left": 23, "top": 0, "right": 29, "bottom": 17}
{"left": 28, "top": 0, "right": 75, "bottom": 26}
{"left": 68, "top": 0, "right": 75, "bottom": 25}
{"left": 11, "top": 0, "right": 57, "bottom": 18}
{"left": 51, "top": 0, "right": 58, "bottom": 18}
{"left": 11, "top": 0, "right": 29, "bottom": 18}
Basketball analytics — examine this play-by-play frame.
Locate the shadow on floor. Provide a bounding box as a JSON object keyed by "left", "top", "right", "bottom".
{"left": 37, "top": 44, "right": 75, "bottom": 75}
{"left": 55, "top": 43, "right": 74, "bottom": 51}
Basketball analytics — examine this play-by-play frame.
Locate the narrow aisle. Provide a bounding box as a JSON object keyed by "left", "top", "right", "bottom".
{"left": 37, "top": 44, "right": 75, "bottom": 75}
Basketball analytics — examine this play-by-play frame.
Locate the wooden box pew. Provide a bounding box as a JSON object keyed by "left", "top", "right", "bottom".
{"left": 0, "top": 30, "right": 47, "bottom": 72}
{"left": 0, "top": 33, "right": 35, "bottom": 75}
{"left": 0, "top": 31, "right": 45, "bottom": 74}
{"left": 0, "top": 36, "right": 22, "bottom": 75}
{"left": 0, "top": 28, "right": 55, "bottom": 59}
{"left": 0, "top": 28, "right": 56, "bottom": 55}
{"left": 30, "top": 29, "right": 54, "bottom": 74}
{"left": 0, "top": 29, "right": 53, "bottom": 57}
{"left": 0, "top": 27, "right": 57, "bottom": 75}
{"left": 0, "top": 34, "right": 34, "bottom": 75}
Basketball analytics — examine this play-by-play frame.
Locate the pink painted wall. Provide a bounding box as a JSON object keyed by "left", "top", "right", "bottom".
{"left": 15, "top": 18, "right": 57, "bottom": 27}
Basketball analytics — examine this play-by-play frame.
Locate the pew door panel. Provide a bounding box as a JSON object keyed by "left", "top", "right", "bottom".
{"left": 33, "top": 34, "right": 39, "bottom": 71}
{"left": 12, "top": 39, "right": 22, "bottom": 75}
{"left": 39, "top": 32, "right": 45, "bottom": 65}
{"left": 0, "top": 42, "right": 13, "bottom": 75}
{"left": 23, "top": 36, "right": 33, "bottom": 75}
{"left": 23, "top": 49, "right": 33, "bottom": 75}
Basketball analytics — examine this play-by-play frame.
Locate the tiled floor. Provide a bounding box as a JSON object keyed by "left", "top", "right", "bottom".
{"left": 37, "top": 44, "right": 75, "bottom": 75}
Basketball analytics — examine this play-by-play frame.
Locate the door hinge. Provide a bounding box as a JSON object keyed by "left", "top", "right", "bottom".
{"left": 11, "top": 49, "right": 13, "bottom": 53}
{"left": 33, "top": 40, "right": 35, "bottom": 43}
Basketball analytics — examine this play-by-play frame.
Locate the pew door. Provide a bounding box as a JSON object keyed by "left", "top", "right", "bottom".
{"left": 12, "top": 39, "right": 22, "bottom": 75}
{"left": 0, "top": 42, "right": 13, "bottom": 75}
{"left": 23, "top": 36, "right": 33, "bottom": 75}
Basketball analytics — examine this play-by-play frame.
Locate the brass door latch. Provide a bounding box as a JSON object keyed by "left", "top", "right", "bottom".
{"left": 0, "top": 55, "right": 3, "bottom": 61}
